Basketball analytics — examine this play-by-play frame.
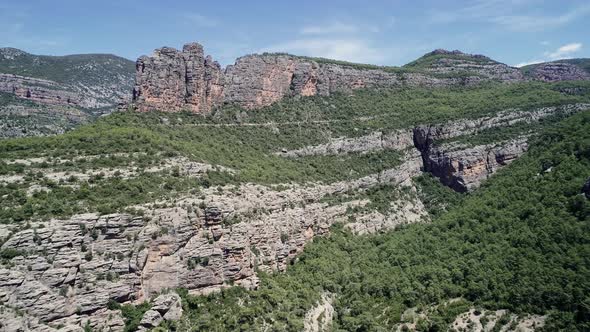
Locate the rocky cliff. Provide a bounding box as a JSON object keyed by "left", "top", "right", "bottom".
{"left": 133, "top": 44, "right": 223, "bottom": 113}
{"left": 525, "top": 62, "right": 590, "bottom": 82}
{"left": 135, "top": 43, "right": 558, "bottom": 113}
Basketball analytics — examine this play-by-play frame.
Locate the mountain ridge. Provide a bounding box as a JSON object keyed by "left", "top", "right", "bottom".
{"left": 0, "top": 47, "right": 135, "bottom": 138}
{"left": 132, "top": 42, "right": 590, "bottom": 113}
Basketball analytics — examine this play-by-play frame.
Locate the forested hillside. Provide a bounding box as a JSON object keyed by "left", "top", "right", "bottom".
{"left": 171, "top": 111, "right": 590, "bottom": 331}
{"left": 1, "top": 81, "right": 589, "bottom": 331}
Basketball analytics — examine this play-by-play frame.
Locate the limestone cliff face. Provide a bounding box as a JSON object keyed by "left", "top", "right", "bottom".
{"left": 412, "top": 104, "right": 590, "bottom": 192}
{"left": 132, "top": 43, "right": 590, "bottom": 113}
{"left": 132, "top": 46, "right": 405, "bottom": 112}
{"left": 133, "top": 43, "right": 224, "bottom": 113}
{"left": 133, "top": 43, "right": 529, "bottom": 113}
{"left": 0, "top": 158, "right": 423, "bottom": 330}
{"left": 421, "top": 138, "right": 529, "bottom": 192}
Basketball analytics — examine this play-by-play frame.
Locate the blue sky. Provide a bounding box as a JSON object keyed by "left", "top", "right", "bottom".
{"left": 1, "top": 0, "right": 589, "bottom": 67}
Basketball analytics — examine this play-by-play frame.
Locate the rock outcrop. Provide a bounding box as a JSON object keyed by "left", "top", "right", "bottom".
{"left": 421, "top": 137, "right": 529, "bottom": 192}
{"left": 135, "top": 43, "right": 557, "bottom": 113}
{"left": 412, "top": 49, "right": 525, "bottom": 81}
{"left": 133, "top": 43, "right": 224, "bottom": 113}
{"left": 137, "top": 292, "right": 183, "bottom": 331}
{"left": 0, "top": 153, "right": 424, "bottom": 329}
{"left": 410, "top": 104, "right": 590, "bottom": 191}
{"left": 278, "top": 103, "right": 590, "bottom": 192}
{"left": 527, "top": 62, "right": 590, "bottom": 82}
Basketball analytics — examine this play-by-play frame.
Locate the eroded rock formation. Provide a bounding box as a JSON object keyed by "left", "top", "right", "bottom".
{"left": 133, "top": 44, "right": 224, "bottom": 113}
{"left": 133, "top": 43, "right": 543, "bottom": 113}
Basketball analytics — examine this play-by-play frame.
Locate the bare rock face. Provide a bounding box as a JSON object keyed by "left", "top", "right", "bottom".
{"left": 224, "top": 54, "right": 303, "bottom": 109}
{"left": 422, "top": 138, "right": 529, "bottom": 192}
{"left": 133, "top": 43, "right": 223, "bottom": 113}
{"left": 528, "top": 62, "right": 590, "bottom": 82}
{"left": 137, "top": 292, "right": 182, "bottom": 331}
{"left": 412, "top": 104, "right": 590, "bottom": 191}
{"left": 130, "top": 43, "right": 590, "bottom": 113}
{"left": 134, "top": 43, "right": 535, "bottom": 113}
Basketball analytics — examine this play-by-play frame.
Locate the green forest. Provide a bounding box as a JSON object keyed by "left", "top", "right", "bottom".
{"left": 156, "top": 111, "right": 590, "bottom": 331}
{"left": 2, "top": 81, "right": 590, "bottom": 222}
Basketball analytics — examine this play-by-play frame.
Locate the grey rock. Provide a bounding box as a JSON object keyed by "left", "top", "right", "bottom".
{"left": 528, "top": 62, "right": 590, "bottom": 82}
{"left": 139, "top": 309, "right": 163, "bottom": 329}
{"left": 151, "top": 292, "right": 183, "bottom": 321}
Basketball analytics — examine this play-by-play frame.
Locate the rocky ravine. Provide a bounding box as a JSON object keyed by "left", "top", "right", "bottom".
{"left": 1, "top": 103, "right": 587, "bottom": 330}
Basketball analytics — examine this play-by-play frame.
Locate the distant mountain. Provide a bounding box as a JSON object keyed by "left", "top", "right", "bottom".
{"left": 0, "top": 48, "right": 135, "bottom": 138}
{"left": 520, "top": 58, "right": 590, "bottom": 82}
{"left": 403, "top": 49, "right": 525, "bottom": 81}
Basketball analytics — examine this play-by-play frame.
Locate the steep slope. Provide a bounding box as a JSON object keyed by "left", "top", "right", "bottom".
{"left": 1, "top": 80, "right": 590, "bottom": 331}
{"left": 0, "top": 48, "right": 135, "bottom": 138}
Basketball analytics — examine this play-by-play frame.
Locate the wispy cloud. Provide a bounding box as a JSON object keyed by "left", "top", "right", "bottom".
{"left": 183, "top": 13, "right": 218, "bottom": 28}
{"left": 261, "top": 38, "right": 387, "bottom": 64}
{"left": 429, "top": 1, "right": 590, "bottom": 31}
{"left": 514, "top": 59, "right": 544, "bottom": 67}
{"left": 514, "top": 42, "right": 583, "bottom": 67}
{"left": 546, "top": 42, "right": 582, "bottom": 59}
{"left": 301, "top": 21, "right": 358, "bottom": 35}
{"left": 491, "top": 7, "right": 590, "bottom": 31}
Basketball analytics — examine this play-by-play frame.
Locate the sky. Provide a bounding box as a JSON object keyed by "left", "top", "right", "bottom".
{"left": 0, "top": 0, "right": 589, "bottom": 67}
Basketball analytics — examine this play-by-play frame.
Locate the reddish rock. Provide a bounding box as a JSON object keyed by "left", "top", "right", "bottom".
{"left": 133, "top": 43, "right": 223, "bottom": 113}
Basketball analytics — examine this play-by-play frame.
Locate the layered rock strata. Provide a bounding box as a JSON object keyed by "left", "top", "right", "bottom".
{"left": 0, "top": 74, "right": 81, "bottom": 106}
{"left": 527, "top": 62, "right": 590, "bottom": 82}
{"left": 133, "top": 44, "right": 223, "bottom": 113}
{"left": 0, "top": 153, "right": 422, "bottom": 330}
{"left": 133, "top": 44, "right": 530, "bottom": 113}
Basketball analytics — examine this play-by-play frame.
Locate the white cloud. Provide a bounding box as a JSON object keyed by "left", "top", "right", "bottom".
{"left": 514, "top": 42, "right": 583, "bottom": 67}
{"left": 301, "top": 21, "right": 358, "bottom": 35}
{"left": 261, "top": 38, "right": 387, "bottom": 64}
{"left": 183, "top": 13, "right": 218, "bottom": 28}
{"left": 514, "top": 59, "right": 544, "bottom": 67}
{"left": 429, "top": 1, "right": 590, "bottom": 32}
{"left": 546, "top": 42, "right": 582, "bottom": 59}
{"left": 491, "top": 8, "right": 589, "bottom": 31}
